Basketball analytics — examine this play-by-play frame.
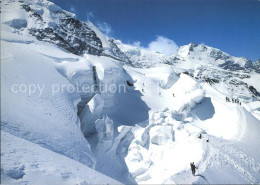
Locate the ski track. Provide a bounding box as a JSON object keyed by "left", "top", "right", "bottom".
{"left": 208, "top": 137, "right": 260, "bottom": 184}
{"left": 171, "top": 137, "right": 260, "bottom": 184}
{"left": 202, "top": 106, "right": 260, "bottom": 184}
{"left": 171, "top": 106, "right": 260, "bottom": 184}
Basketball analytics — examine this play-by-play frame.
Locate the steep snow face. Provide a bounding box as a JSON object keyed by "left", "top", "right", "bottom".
{"left": 79, "top": 94, "right": 105, "bottom": 135}
{"left": 95, "top": 115, "right": 114, "bottom": 153}
{"left": 56, "top": 54, "right": 134, "bottom": 135}
{"left": 192, "top": 84, "right": 244, "bottom": 140}
{"left": 86, "top": 22, "right": 132, "bottom": 64}
{"left": 1, "top": 28, "right": 96, "bottom": 168}
{"left": 167, "top": 74, "right": 205, "bottom": 111}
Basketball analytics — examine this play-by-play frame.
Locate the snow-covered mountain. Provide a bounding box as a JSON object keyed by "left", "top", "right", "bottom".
{"left": 116, "top": 41, "right": 260, "bottom": 103}
{"left": 1, "top": 0, "right": 260, "bottom": 184}
{"left": 177, "top": 43, "right": 252, "bottom": 70}
{"left": 173, "top": 43, "right": 260, "bottom": 102}
{"left": 253, "top": 59, "right": 260, "bottom": 73}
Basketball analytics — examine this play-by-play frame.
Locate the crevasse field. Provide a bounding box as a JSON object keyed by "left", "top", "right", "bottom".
{"left": 1, "top": 0, "right": 260, "bottom": 184}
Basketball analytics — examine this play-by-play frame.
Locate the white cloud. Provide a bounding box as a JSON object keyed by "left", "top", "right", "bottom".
{"left": 130, "top": 36, "right": 179, "bottom": 55}
{"left": 86, "top": 11, "right": 94, "bottom": 20}
{"left": 97, "top": 22, "right": 112, "bottom": 36}
{"left": 69, "top": 5, "right": 76, "bottom": 13}
{"left": 147, "top": 35, "right": 179, "bottom": 56}
{"left": 131, "top": 41, "right": 142, "bottom": 47}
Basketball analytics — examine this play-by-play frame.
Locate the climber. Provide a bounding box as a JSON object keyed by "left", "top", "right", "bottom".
{"left": 198, "top": 134, "right": 202, "bottom": 139}
{"left": 173, "top": 93, "right": 175, "bottom": 97}
{"left": 190, "top": 162, "right": 198, "bottom": 176}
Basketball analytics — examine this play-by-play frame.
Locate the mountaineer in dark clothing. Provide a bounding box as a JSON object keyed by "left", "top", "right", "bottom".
{"left": 198, "top": 134, "right": 202, "bottom": 139}
{"left": 190, "top": 162, "right": 198, "bottom": 176}
{"left": 226, "top": 97, "right": 229, "bottom": 102}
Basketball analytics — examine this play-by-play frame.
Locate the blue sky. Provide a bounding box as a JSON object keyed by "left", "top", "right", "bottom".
{"left": 52, "top": 0, "right": 260, "bottom": 61}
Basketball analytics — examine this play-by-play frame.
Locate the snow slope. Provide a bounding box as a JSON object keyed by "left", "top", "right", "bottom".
{"left": 1, "top": 131, "right": 121, "bottom": 185}
{"left": 1, "top": 0, "right": 260, "bottom": 184}
{"left": 1, "top": 37, "right": 96, "bottom": 167}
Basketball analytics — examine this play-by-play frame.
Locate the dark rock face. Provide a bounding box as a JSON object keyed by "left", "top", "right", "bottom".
{"left": 21, "top": 3, "right": 103, "bottom": 56}
{"left": 104, "top": 39, "right": 133, "bottom": 65}
{"left": 249, "top": 86, "right": 260, "bottom": 98}
{"left": 252, "top": 60, "right": 260, "bottom": 73}
{"left": 210, "top": 49, "right": 229, "bottom": 61}
{"left": 188, "top": 43, "right": 198, "bottom": 51}
{"left": 183, "top": 71, "right": 194, "bottom": 77}
{"left": 219, "top": 61, "right": 245, "bottom": 71}
{"left": 187, "top": 66, "right": 260, "bottom": 100}
{"left": 218, "top": 58, "right": 259, "bottom": 73}
{"left": 18, "top": 1, "right": 137, "bottom": 64}
{"left": 185, "top": 43, "right": 259, "bottom": 74}
{"left": 244, "top": 60, "right": 253, "bottom": 69}
{"left": 203, "top": 77, "right": 220, "bottom": 85}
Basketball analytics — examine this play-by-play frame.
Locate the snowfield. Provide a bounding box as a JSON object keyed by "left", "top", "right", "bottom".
{"left": 1, "top": 131, "right": 121, "bottom": 185}
{"left": 1, "top": 0, "right": 260, "bottom": 184}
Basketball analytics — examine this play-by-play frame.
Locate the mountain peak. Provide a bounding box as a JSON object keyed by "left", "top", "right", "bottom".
{"left": 177, "top": 43, "right": 209, "bottom": 58}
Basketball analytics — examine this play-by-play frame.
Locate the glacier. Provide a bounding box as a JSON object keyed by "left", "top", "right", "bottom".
{"left": 1, "top": 0, "right": 260, "bottom": 184}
